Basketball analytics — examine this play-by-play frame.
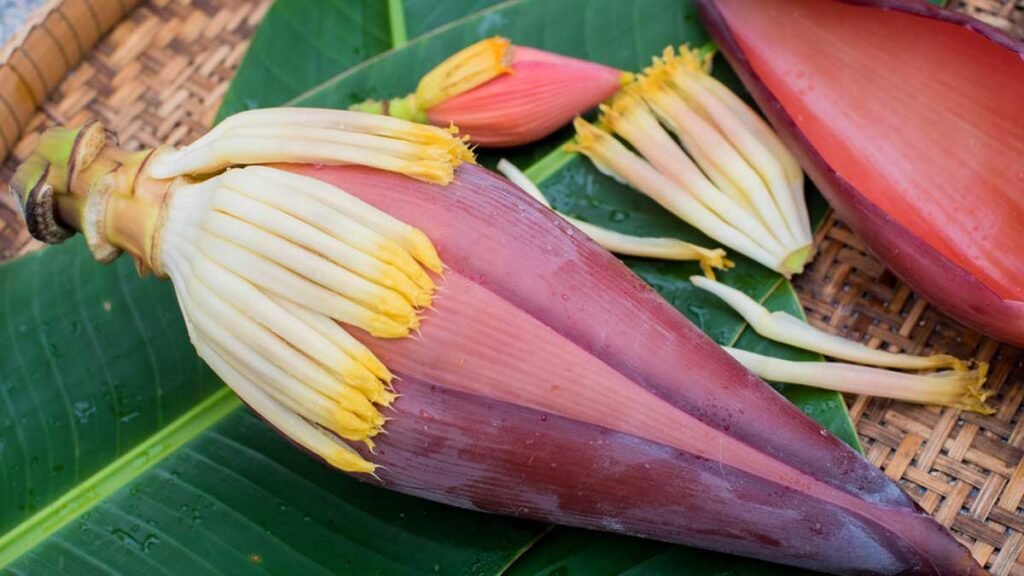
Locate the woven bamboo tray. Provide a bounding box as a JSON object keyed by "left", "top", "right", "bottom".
{"left": 1, "top": 0, "right": 1023, "bottom": 573}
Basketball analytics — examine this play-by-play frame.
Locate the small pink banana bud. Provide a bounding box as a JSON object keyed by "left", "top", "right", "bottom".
{"left": 353, "top": 37, "right": 631, "bottom": 147}
{"left": 426, "top": 45, "right": 630, "bottom": 146}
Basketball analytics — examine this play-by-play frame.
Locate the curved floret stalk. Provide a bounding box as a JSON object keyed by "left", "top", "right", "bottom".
{"left": 573, "top": 44, "right": 815, "bottom": 277}
{"left": 691, "top": 275, "right": 970, "bottom": 371}
{"left": 496, "top": 158, "right": 733, "bottom": 278}
{"left": 9, "top": 109, "right": 462, "bottom": 473}
{"left": 726, "top": 347, "right": 994, "bottom": 415}
{"left": 638, "top": 73, "right": 799, "bottom": 252}
{"left": 149, "top": 108, "right": 474, "bottom": 184}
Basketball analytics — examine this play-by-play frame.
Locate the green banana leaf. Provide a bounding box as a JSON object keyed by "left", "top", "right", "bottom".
{"left": 0, "top": 0, "right": 863, "bottom": 574}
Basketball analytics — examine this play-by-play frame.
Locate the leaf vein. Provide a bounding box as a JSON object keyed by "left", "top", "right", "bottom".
{"left": 114, "top": 265, "right": 164, "bottom": 427}
{"left": 74, "top": 254, "right": 123, "bottom": 455}
{"left": 155, "top": 461, "right": 335, "bottom": 576}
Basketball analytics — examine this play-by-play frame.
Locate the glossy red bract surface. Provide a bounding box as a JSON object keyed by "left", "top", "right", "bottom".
{"left": 698, "top": 0, "right": 1024, "bottom": 347}
{"left": 282, "top": 163, "right": 982, "bottom": 575}
{"left": 426, "top": 47, "right": 623, "bottom": 147}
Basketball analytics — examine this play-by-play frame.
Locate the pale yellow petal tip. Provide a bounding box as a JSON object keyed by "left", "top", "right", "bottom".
{"left": 413, "top": 289, "right": 433, "bottom": 309}
{"left": 374, "top": 389, "right": 399, "bottom": 407}
{"left": 698, "top": 249, "right": 735, "bottom": 281}
{"left": 646, "top": 44, "right": 714, "bottom": 78}
{"left": 568, "top": 117, "right": 614, "bottom": 154}
{"left": 393, "top": 131, "right": 473, "bottom": 184}
{"left": 332, "top": 403, "right": 377, "bottom": 431}
{"left": 368, "top": 362, "right": 394, "bottom": 384}
{"left": 447, "top": 128, "right": 477, "bottom": 167}
{"left": 600, "top": 87, "right": 649, "bottom": 131}
{"left": 364, "top": 308, "right": 422, "bottom": 339}
{"left": 365, "top": 410, "right": 388, "bottom": 428}
{"left": 409, "top": 228, "right": 444, "bottom": 274}
{"left": 961, "top": 363, "right": 995, "bottom": 415}
{"left": 367, "top": 318, "right": 411, "bottom": 339}
{"left": 489, "top": 36, "right": 515, "bottom": 72}
{"left": 402, "top": 162, "right": 455, "bottom": 185}
{"left": 326, "top": 449, "right": 377, "bottom": 474}
{"left": 934, "top": 355, "right": 970, "bottom": 372}
{"left": 342, "top": 366, "right": 388, "bottom": 395}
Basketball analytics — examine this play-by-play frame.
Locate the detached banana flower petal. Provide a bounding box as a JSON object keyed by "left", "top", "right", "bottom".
{"left": 353, "top": 37, "right": 629, "bottom": 147}
{"left": 571, "top": 116, "right": 782, "bottom": 273}
{"left": 496, "top": 158, "right": 733, "bottom": 278}
{"left": 149, "top": 107, "right": 474, "bottom": 184}
{"left": 691, "top": 275, "right": 970, "bottom": 372}
{"left": 726, "top": 348, "right": 994, "bottom": 415}
{"left": 11, "top": 109, "right": 984, "bottom": 575}
{"left": 693, "top": 275, "right": 991, "bottom": 414}
{"left": 573, "top": 45, "right": 815, "bottom": 277}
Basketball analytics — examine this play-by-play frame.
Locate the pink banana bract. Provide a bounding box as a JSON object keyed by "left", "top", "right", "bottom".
{"left": 426, "top": 46, "right": 625, "bottom": 147}
{"left": 280, "top": 162, "right": 985, "bottom": 575}
{"left": 697, "top": 0, "right": 1024, "bottom": 347}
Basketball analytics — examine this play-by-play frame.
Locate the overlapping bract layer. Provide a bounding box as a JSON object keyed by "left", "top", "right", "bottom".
{"left": 289, "top": 162, "right": 983, "bottom": 576}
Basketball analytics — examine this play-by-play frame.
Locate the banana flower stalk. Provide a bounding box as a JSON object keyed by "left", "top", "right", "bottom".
{"left": 10, "top": 108, "right": 983, "bottom": 575}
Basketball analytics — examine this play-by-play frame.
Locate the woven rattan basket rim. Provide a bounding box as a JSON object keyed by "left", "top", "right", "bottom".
{"left": 0, "top": 0, "right": 139, "bottom": 162}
